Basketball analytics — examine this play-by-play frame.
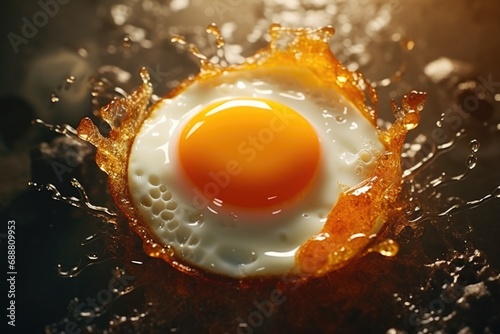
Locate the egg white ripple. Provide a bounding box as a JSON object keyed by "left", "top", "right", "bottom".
{"left": 127, "top": 66, "right": 384, "bottom": 277}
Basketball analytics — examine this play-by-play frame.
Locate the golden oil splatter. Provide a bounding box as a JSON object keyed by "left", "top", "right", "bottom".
{"left": 77, "top": 24, "right": 425, "bottom": 279}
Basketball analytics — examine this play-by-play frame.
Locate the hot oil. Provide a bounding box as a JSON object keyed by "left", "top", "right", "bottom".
{"left": 34, "top": 2, "right": 500, "bottom": 333}
{"left": 388, "top": 91, "right": 500, "bottom": 330}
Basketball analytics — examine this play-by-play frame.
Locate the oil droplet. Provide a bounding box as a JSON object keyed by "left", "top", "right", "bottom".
{"left": 187, "top": 44, "right": 208, "bottom": 62}
{"left": 337, "top": 75, "right": 348, "bottom": 83}
{"left": 493, "top": 185, "right": 500, "bottom": 198}
{"left": 122, "top": 35, "right": 132, "bottom": 49}
{"left": 29, "top": 179, "right": 117, "bottom": 221}
{"left": 466, "top": 155, "right": 477, "bottom": 169}
{"left": 171, "top": 35, "right": 186, "bottom": 45}
{"left": 78, "top": 48, "right": 88, "bottom": 58}
{"left": 206, "top": 23, "right": 228, "bottom": 66}
{"left": 139, "top": 67, "right": 151, "bottom": 84}
{"left": 369, "top": 239, "right": 399, "bottom": 257}
{"left": 206, "top": 23, "right": 225, "bottom": 48}
{"left": 32, "top": 119, "right": 80, "bottom": 140}
{"left": 403, "top": 112, "right": 420, "bottom": 131}
{"left": 469, "top": 139, "right": 480, "bottom": 153}
{"left": 403, "top": 39, "right": 415, "bottom": 51}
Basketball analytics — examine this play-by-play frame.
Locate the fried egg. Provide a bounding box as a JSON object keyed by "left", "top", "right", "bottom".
{"left": 77, "top": 24, "right": 424, "bottom": 279}
{"left": 127, "top": 65, "right": 383, "bottom": 277}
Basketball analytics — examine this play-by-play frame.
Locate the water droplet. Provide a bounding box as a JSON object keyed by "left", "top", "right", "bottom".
{"left": 469, "top": 139, "right": 480, "bottom": 153}
{"left": 465, "top": 155, "right": 477, "bottom": 169}
{"left": 50, "top": 94, "right": 60, "bottom": 103}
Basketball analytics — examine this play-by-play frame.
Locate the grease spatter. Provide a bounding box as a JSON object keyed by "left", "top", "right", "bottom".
{"left": 368, "top": 239, "right": 399, "bottom": 257}
{"left": 77, "top": 24, "right": 425, "bottom": 279}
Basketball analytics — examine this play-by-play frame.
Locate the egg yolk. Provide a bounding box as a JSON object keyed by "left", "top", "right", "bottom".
{"left": 178, "top": 98, "right": 320, "bottom": 210}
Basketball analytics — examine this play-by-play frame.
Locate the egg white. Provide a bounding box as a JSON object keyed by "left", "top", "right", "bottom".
{"left": 127, "top": 66, "right": 383, "bottom": 277}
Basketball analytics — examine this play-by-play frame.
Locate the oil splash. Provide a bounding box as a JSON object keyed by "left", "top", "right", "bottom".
{"left": 29, "top": 173, "right": 120, "bottom": 277}
{"left": 44, "top": 266, "right": 142, "bottom": 334}
{"left": 76, "top": 23, "right": 424, "bottom": 279}
{"left": 29, "top": 176, "right": 116, "bottom": 223}
{"left": 384, "top": 65, "right": 500, "bottom": 331}
{"left": 401, "top": 126, "right": 497, "bottom": 227}
{"left": 296, "top": 90, "right": 425, "bottom": 276}
{"left": 30, "top": 122, "right": 141, "bottom": 332}
{"left": 31, "top": 6, "right": 499, "bottom": 333}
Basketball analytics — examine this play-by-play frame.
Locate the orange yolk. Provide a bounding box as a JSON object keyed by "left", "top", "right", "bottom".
{"left": 178, "top": 98, "right": 321, "bottom": 210}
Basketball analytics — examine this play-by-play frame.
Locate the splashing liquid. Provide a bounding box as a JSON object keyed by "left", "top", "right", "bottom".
{"left": 29, "top": 177, "right": 116, "bottom": 222}
{"left": 33, "top": 8, "right": 499, "bottom": 333}
{"left": 40, "top": 26, "right": 495, "bottom": 277}
{"left": 296, "top": 90, "right": 426, "bottom": 276}
{"left": 75, "top": 24, "right": 426, "bottom": 279}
